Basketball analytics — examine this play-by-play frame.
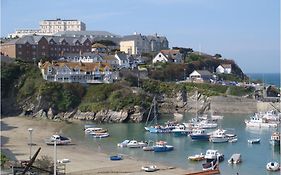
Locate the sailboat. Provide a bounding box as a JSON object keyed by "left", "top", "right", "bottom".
{"left": 144, "top": 97, "right": 173, "bottom": 133}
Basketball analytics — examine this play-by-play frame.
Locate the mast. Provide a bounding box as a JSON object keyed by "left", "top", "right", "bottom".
{"left": 153, "top": 96, "right": 157, "bottom": 124}
{"left": 145, "top": 98, "right": 154, "bottom": 126}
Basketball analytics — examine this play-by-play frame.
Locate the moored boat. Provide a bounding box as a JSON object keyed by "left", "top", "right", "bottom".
{"left": 190, "top": 129, "right": 210, "bottom": 141}
{"left": 245, "top": 115, "right": 279, "bottom": 128}
{"left": 117, "top": 139, "right": 130, "bottom": 147}
{"left": 269, "top": 132, "right": 280, "bottom": 146}
{"left": 202, "top": 158, "right": 218, "bottom": 171}
{"left": 141, "top": 165, "right": 159, "bottom": 172}
{"left": 85, "top": 127, "right": 108, "bottom": 134}
{"left": 204, "top": 149, "right": 224, "bottom": 162}
{"left": 45, "top": 135, "right": 71, "bottom": 145}
{"left": 110, "top": 155, "right": 123, "bottom": 161}
{"left": 153, "top": 141, "right": 174, "bottom": 152}
{"left": 266, "top": 162, "right": 280, "bottom": 171}
{"left": 127, "top": 140, "right": 147, "bottom": 148}
{"left": 188, "top": 153, "right": 205, "bottom": 161}
{"left": 209, "top": 129, "right": 229, "bottom": 143}
{"left": 248, "top": 138, "right": 260, "bottom": 144}
{"left": 228, "top": 153, "right": 242, "bottom": 164}
{"left": 92, "top": 132, "right": 110, "bottom": 138}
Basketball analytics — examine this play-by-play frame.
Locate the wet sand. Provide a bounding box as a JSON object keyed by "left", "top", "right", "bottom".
{"left": 1, "top": 116, "right": 190, "bottom": 174}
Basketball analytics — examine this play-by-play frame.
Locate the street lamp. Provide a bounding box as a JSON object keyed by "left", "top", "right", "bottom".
{"left": 28, "top": 128, "right": 33, "bottom": 160}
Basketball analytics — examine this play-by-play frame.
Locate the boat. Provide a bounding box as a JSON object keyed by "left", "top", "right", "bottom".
{"left": 188, "top": 153, "right": 205, "bottom": 161}
{"left": 141, "top": 165, "right": 159, "bottom": 172}
{"left": 57, "top": 159, "right": 71, "bottom": 164}
{"left": 117, "top": 139, "right": 130, "bottom": 147}
{"left": 209, "top": 129, "right": 229, "bottom": 143}
{"left": 204, "top": 150, "right": 224, "bottom": 162}
{"left": 228, "top": 136, "right": 238, "bottom": 143}
{"left": 266, "top": 162, "right": 280, "bottom": 171}
{"left": 202, "top": 158, "right": 218, "bottom": 171}
{"left": 45, "top": 135, "right": 71, "bottom": 145}
{"left": 248, "top": 138, "right": 260, "bottom": 144}
{"left": 245, "top": 115, "right": 279, "bottom": 128}
{"left": 85, "top": 127, "right": 108, "bottom": 134}
{"left": 190, "top": 129, "right": 210, "bottom": 141}
{"left": 228, "top": 153, "right": 242, "bottom": 164}
{"left": 269, "top": 132, "right": 280, "bottom": 146}
{"left": 262, "top": 110, "right": 280, "bottom": 122}
{"left": 143, "top": 141, "right": 154, "bottom": 151}
{"left": 195, "top": 120, "right": 218, "bottom": 129}
{"left": 127, "top": 140, "right": 147, "bottom": 148}
{"left": 110, "top": 155, "right": 123, "bottom": 161}
{"left": 92, "top": 132, "right": 110, "bottom": 138}
{"left": 153, "top": 141, "right": 174, "bottom": 152}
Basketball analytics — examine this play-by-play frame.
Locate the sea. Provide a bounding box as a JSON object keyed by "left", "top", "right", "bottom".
{"left": 247, "top": 73, "right": 280, "bottom": 87}
{"left": 63, "top": 113, "right": 280, "bottom": 175}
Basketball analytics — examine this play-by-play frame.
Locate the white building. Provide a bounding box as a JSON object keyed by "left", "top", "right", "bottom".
{"left": 9, "top": 18, "right": 86, "bottom": 38}
{"left": 153, "top": 50, "right": 183, "bottom": 64}
{"left": 216, "top": 64, "right": 232, "bottom": 74}
{"left": 189, "top": 70, "right": 213, "bottom": 83}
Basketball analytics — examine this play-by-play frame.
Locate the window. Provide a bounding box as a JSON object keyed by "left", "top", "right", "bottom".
{"left": 32, "top": 45, "right": 36, "bottom": 49}
{"left": 18, "top": 45, "right": 22, "bottom": 48}
{"left": 18, "top": 51, "right": 22, "bottom": 55}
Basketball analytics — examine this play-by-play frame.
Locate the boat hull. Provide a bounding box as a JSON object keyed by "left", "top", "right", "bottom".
{"left": 209, "top": 137, "right": 229, "bottom": 143}
{"left": 190, "top": 134, "right": 210, "bottom": 141}
{"left": 153, "top": 145, "right": 174, "bottom": 152}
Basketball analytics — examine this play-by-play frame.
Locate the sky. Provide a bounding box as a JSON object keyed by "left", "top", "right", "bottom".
{"left": 1, "top": 0, "right": 280, "bottom": 73}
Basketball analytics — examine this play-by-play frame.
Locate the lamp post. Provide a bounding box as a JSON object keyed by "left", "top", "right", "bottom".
{"left": 28, "top": 128, "right": 33, "bottom": 160}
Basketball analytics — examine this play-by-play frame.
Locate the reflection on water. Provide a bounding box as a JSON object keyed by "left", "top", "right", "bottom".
{"left": 63, "top": 113, "right": 280, "bottom": 174}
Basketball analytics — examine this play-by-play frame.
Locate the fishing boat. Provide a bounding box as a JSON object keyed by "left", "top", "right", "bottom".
{"left": 228, "top": 153, "right": 242, "bottom": 164}
{"left": 45, "top": 135, "right": 71, "bottom": 145}
{"left": 266, "top": 162, "right": 280, "bottom": 171}
{"left": 117, "top": 139, "right": 130, "bottom": 147}
{"left": 204, "top": 150, "right": 224, "bottom": 162}
{"left": 190, "top": 129, "right": 210, "bottom": 141}
{"left": 110, "top": 155, "right": 123, "bottom": 161}
{"left": 188, "top": 153, "right": 205, "bottom": 161}
{"left": 127, "top": 140, "right": 147, "bottom": 148}
{"left": 248, "top": 138, "right": 260, "bottom": 144}
{"left": 245, "top": 115, "right": 279, "bottom": 128}
{"left": 209, "top": 129, "right": 229, "bottom": 143}
{"left": 141, "top": 165, "right": 159, "bottom": 172}
{"left": 92, "top": 132, "right": 110, "bottom": 138}
{"left": 269, "top": 132, "right": 280, "bottom": 146}
{"left": 153, "top": 141, "right": 174, "bottom": 152}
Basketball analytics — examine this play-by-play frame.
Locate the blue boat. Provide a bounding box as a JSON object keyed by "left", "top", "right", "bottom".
{"left": 153, "top": 141, "right": 174, "bottom": 152}
{"left": 189, "top": 129, "right": 210, "bottom": 141}
{"left": 110, "top": 155, "right": 122, "bottom": 161}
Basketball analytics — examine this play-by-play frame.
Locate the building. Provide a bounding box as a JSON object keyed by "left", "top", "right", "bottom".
{"left": 39, "top": 61, "right": 115, "bottom": 84}
{"left": 216, "top": 64, "right": 232, "bottom": 74}
{"left": 0, "top": 35, "right": 92, "bottom": 60}
{"left": 9, "top": 19, "right": 86, "bottom": 38}
{"left": 189, "top": 70, "right": 213, "bottom": 83}
{"left": 63, "top": 52, "right": 104, "bottom": 63}
{"left": 152, "top": 49, "right": 183, "bottom": 64}
{"left": 120, "top": 33, "right": 169, "bottom": 55}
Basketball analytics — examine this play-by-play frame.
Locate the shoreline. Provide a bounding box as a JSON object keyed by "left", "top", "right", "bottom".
{"left": 1, "top": 116, "right": 190, "bottom": 174}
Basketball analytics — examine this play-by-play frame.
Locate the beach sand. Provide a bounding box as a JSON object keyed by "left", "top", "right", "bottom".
{"left": 1, "top": 116, "right": 190, "bottom": 174}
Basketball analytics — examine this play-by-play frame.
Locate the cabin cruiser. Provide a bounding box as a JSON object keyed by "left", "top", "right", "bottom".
{"left": 117, "top": 140, "right": 130, "bottom": 147}
{"left": 188, "top": 153, "right": 205, "bottom": 161}
{"left": 190, "top": 129, "right": 210, "bottom": 141}
{"left": 153, "top": 141, "right": 174, "bottom": 152}
{"left": 204, "top": 149, "right": 224, "bottom": 162}
{"left": 245, "top": 115, "right": 279, "bottom": 128}
{"left": 45, "top": 135, "right": 71, "bottom": 145}
{"left": 85, "top": 127, "right": 108, "bottom": 134}
{"left": 209, "top": 129, "right": 229, "bottom": 143}
{"left": 127, "top": 140, "right": 147, "bottom": 148}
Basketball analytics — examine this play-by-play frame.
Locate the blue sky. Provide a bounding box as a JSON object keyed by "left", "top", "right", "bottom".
{"left": 1, "top": 0, "right": 280, "bottom": 73}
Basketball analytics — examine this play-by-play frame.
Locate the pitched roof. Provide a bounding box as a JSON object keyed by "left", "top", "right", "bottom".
{"left": 160, "top": 49, "right": 180, "bottom": 55}
{"left": 54, "top": 31, "right": 119, "bottom": 37}
{"left": 221, "top": 64, "right": 232, "bottom": 68}
{"left": 121, "top": 34, "right": 148, "bottom": 42}
{"left": 115, "top": 52, "right": 128, "bottom": 61}
{"left": 196, "top": 70, "right": 213, "bottom": 76}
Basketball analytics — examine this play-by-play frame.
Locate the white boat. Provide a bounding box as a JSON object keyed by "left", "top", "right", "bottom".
{"left": 85, "top": 127, "right": 107, "bottom": 134}
{"left": 248, "top": 138, "right": 260, "bottom": 144}
{"left": 202, "top": 159, "right": 219, "bottom": 171}
{"left": 228, "top": 153, "right": 242, "bottom": 164}
{"left": 117, "top": 140, "right": 130, "bottom": 147}
{"left": 45, "top": 135, "right": 71, "bottom": 145}
{"left": 228, "top": 136, "right": 238, "bottom": 143}
{"left": 266, "top": 162, "right": 280, "bottom": 171}
{"left": 141, "top": 165, "right": 159, "bottom": 172}
{"left": 204, "top": 150, "right": 224, "bottom": 162}
{"left": 209, "top": 129, "right": 229, "bottom": 143}
{"left": 245, "top": 115, "right": 279, "bottom": 128}
{"left": 142, "top": 141, "right": 154, "bottom": 151}
{"left": 195, "top": 120, "right": 218, "bottom": 129}
{"left": 269, "top": 132, "right": 280, "bottom": 146}
{"left": 127, "top": 140, "right": 147, "bottom": 148}
{"left": 93, "top": 132, "right": 109, "bottom": 138}
{"left": 262, "top": 110, "right": 280, "bottom": 122}
{"left": 188, "top": 153, "right": 205, "bottom": 161}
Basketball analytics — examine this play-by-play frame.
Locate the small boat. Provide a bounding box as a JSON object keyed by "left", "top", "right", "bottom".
{"left": 127, "top": 140, "right": 147, "bottom": 148}
{"left": 143, "top": 141, "right": 154, "bottom": 151}
{"left": 209, "top": 129, "right": 229, "bottom": 143}
{"left": 204, "top": 150, "right": 224, "bottom": 162}
{"left": 228, "top": 153, "right": 242, "bottom": 164}
{"left": 228, "top": 137, "right": 238, "bottom": 143}
{"left": 266, "top": 162, "right": 280, "bottom": 171}
{"left": 269, "top": 132, "right": 280, "bottom": 146}
{"left": 117, "top": 140, "right": 130, "bottom": 147}
{"left": 188, "top": 153, "right": 205, "bottom": 161}
{"left": 57, "top": 159, "right": 71, "bottom": 164}
{"left": 45, "top": 135, "right": 71, "bottom": 145}
{"left": 92, "top": 132, "right": 109, "bottom": 138}
{"left": 248, "top": 138, "right": 260, "bottom": 144}
{"left": 110, "top": 155, "right": 123, "bottom": 161}
{"left": 153, "top": 141, "right": 174, "bottom": 152}
{"left": 85, "top": 127, "right": 108, "bottom": 134}
{"left": 190, "top": 129, "right": 210, "bottom": 141}
{"left": 141, "top": 165, "right": 159, "bottom": 172}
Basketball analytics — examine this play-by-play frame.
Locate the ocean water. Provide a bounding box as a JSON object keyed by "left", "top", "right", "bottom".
{"left": 63, "top": 113, "right": 280, "bottom": 175}
{"left": 247, "top": 73, "right": 280, "bottom": 87}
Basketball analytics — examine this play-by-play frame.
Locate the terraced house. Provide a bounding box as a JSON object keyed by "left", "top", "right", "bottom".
{"left": 0, "top": 35, "right": 92, "bottom": 60}
{"left": 39, "top": 61, "right": 116, "bottom": 84}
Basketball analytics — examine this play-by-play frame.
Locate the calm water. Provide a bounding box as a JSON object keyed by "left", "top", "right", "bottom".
{"left": 247, "top": 73, "right": 280, "bottom": 87}
{"left": 63, "top": 113, "right": 280, "bottom": 175}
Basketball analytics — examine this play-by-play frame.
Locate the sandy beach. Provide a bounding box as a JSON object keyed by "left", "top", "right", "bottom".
{"left": 1, "top": 116, "right": 190, "bottom": 174}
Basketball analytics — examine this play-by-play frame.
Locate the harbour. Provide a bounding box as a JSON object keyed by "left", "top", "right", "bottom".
{"left": 63, "top": 113, "right": 280, "bottom": 174}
